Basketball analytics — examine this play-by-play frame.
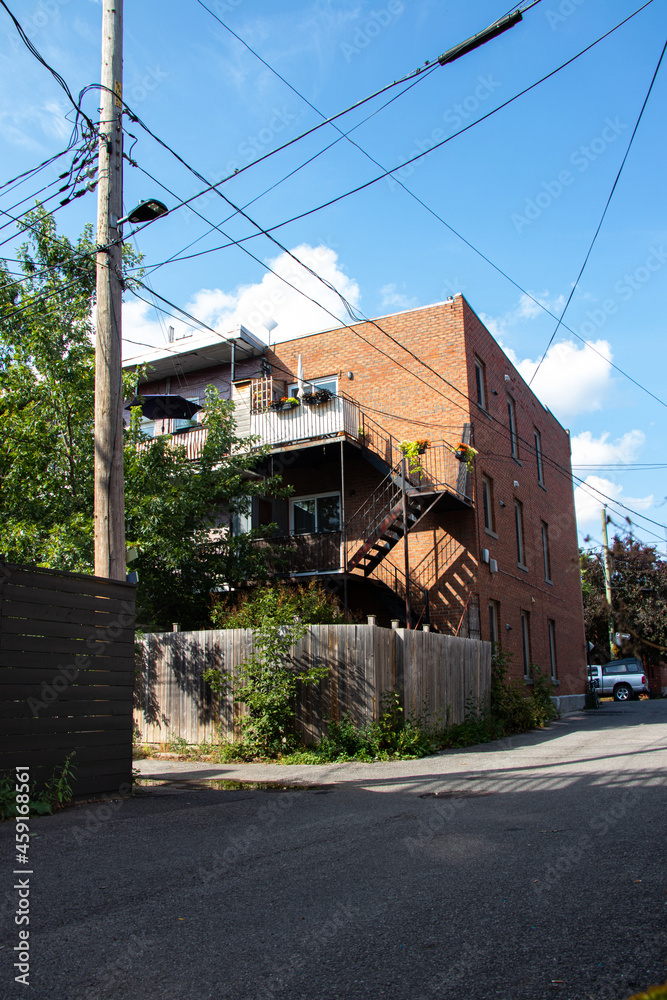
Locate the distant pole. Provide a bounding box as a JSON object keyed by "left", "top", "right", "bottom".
{"left": 94, "top": 0, "right": 125, "bottom": 580}
{"left": 600, "top": 507, "right": 615, "bottom": 657}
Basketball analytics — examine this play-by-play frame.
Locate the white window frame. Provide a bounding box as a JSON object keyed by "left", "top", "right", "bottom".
{"left": 289, "top": 375, "right": 339, "bottom": 397}
{"left": 289, "top": 491, "right": 341, "bottom": 535}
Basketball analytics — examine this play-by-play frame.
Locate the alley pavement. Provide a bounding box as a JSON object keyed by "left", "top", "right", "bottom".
{"left": 3, "top": 700, "right": 667, "bottom": 1000}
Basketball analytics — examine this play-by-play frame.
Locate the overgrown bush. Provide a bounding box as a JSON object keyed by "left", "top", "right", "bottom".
{"left": 210, "top": 580, "right": 348, "bottom": 630}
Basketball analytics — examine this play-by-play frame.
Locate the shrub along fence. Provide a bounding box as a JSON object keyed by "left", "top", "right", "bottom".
{"left": 134, "top": 624, "right": 491, "bottom": 745}
{"left": 0, "top": 562, "right": 136, "bottom": 797}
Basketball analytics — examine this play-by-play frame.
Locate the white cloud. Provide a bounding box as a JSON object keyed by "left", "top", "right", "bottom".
{"left": 480, "top": 290, "right": 566, "bottom": 339}
{"left": 380, "top": 283, "right": 418, "bottom": 312}
{"left": 574, "top": 475, "right": 654, "bottom": 535}
{"left": 571, "top": 429, "right": 645, "bottom": 468}
{"left": 512, "top": 338, "right": 614, "bottom": 419}
{"left": 122, "top": 243, "right": 360, "bottom": 356}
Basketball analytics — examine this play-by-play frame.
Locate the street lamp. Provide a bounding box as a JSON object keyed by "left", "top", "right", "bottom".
{"left": 117, "top": 199, "right": 169, "bottom": 227}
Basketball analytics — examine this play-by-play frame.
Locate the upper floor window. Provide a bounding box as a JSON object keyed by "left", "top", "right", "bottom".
{"left": 474, "top": 357, "right": 486, "bottom": 410}
{"left": 534, "top": 428, "right": 544, "bottom": 486}
{"left": 508, "top": 396, "right": 518, "bottom": 458}
{"left": 289, "top": 375, "right": 338, "bottom": 397}
{"left": 515, "top": 500, "right": 526, "bottom": 568}
{"left": 542, "top": 521, "right": 552, "bottom": 583}
{"left": 482, "top": 475, "right": 495, "bottom": 533}
{"left": 290, "top": 492, "right": 341, "bottom": 535}
{"left": 173, "top": 396, "right": 201, "bottom": 433}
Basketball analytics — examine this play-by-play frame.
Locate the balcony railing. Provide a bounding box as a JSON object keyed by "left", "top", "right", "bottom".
{"left": 254, "top": 532, "right": 343, "bottom": 574}
{"left": 250, "top": 394, "right": 359, "bottom": 447}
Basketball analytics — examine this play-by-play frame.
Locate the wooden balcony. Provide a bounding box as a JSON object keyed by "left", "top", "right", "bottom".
{"left": 254, "top": 532, "right": 343, "bottom": 575}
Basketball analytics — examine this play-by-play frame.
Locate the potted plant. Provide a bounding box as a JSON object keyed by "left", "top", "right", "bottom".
{"left": 302, "top": 388, "right": 332, "bottom": 405}
{"left": 399, "top": 440, "right": 429, "bottom": 471}
{"left": 453, "top": 441, "right": 478, "bottom": 470}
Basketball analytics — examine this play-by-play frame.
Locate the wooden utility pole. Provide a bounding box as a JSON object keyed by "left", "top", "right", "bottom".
{"left": 94, "top": 0, "right": 125, "bottom": 579}
{"left": 600, "top": 507, "right": 616, "bottom": 657}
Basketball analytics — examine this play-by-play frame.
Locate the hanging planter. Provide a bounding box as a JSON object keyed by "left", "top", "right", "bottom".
{"left": 453, "top": 442, "right": 478, "bottom": 471}
{"left": 302, "top": 388, "right": 333, "bottom": 405}
{"left": 400, "top": 439, "right": 430, "bottom": 471}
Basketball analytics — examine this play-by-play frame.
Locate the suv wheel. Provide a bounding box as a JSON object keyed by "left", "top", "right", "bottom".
{"left": 614, "top": 683, "right": 632, "bottom": 702}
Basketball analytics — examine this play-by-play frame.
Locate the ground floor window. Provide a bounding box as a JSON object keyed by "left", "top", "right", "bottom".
{"left": 521, "top": 610, "right": 531, "bottom": 678}
{"left": 290, "top": 493, "right": 341, "bottom": 534}
{"left": 488, "top": 600, "right": 499, "bottom": 645}
{"left": 548, "top": 619, "right": 557, "bottom": 680}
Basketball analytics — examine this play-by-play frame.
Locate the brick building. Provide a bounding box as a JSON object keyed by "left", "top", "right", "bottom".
{"left": 125, "top": 294, "right": 587, "bottom": 710}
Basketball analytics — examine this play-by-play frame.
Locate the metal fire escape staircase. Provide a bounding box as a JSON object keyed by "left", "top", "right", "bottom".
{"left": 345, "top": 441, "right": 473, "bottom": 578}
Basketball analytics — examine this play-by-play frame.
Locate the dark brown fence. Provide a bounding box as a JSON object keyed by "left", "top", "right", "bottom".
{"left": 134, "top": 624, "right": 491, "bottom": 745}
{"left": 0, "top": 562, "right": 136, "bottom": 797}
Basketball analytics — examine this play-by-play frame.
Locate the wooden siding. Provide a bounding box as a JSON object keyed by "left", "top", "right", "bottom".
{"left": 0, "top": 562, "right": 136, "bottom": 797}
{"left": 134, "top": 625, "right": 491, "bottom": 745}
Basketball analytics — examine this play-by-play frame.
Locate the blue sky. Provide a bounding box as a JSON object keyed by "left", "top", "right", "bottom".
{"left": 1, "top": 0, "right": 666, "bottom": 551}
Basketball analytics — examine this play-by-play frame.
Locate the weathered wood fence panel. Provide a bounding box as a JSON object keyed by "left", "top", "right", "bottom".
{"left": 134, "top": 625, "right": 491, "bottom": 745}
{"left": 0, "top": 562, "right": 136, "bottom": 796}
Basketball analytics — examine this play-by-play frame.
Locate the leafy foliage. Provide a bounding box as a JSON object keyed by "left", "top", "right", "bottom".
{"left": 0, "top": 753, "right": 76, "bottom": 819}
{"left": 0, "top": 209, "right": 287, "bottom": 630}
{"left": 210, "top": 579, "right": 348, "bottom": 629}
{"left": 205, "top": 596, "right": 329, "bottom": 758}
{"left": 581, "top": 532, "right": 667, "bottom": 663}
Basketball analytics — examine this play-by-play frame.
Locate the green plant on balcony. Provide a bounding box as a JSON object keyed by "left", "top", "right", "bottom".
{"left": 452, "top": 441, "right": 478, "bottom": 471}
{"left": 269, "top": 396, "right": 300, "bottom": 411}
{"left": 400, "top": 439, "right": 430, "bottom": 471}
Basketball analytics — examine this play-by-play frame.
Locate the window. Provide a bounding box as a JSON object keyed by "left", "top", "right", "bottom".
{"left": 290, "top": 493, "right": 341, "bottom": 534}
{"left": 482, "top": 475, "right": 495, "bottom": 533}
{"left": 542, "top": 522, "right": 552, "bottom": 582}
{"left": 474, "top": 357, "right": 486, "bottom": 410}
{"left": 521, "top": 611, "right": 531, "bottom": 678}
{"left": 289, "top": 375, "right": 338, "bottom": 397}
{"left": 173, "top": 397, "right": 200, "bottom": 433}
{"left": 488, "top": 600, "right": 499, "bottom": 645}
{"left": 508, "top": 396, "right": 518, "bottom": 458}
{"left": 548, "top": 620, "right": 557, "bottom": 680}
{"left": 534, "top": 428, "right": 544, "bottom": 486}
{"left": 515, "top": 501, "right": 526, "bottom": 567}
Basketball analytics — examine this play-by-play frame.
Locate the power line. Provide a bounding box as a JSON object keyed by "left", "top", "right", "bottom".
{"left": 529, "top": 36, "right": 667, "bottom": 386}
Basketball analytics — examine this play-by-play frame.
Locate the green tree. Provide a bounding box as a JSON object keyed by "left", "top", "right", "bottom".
{"left": 581, "top": 533, "right": 667, "bottom": 663}
{"left": 0, "top": 208, "right": 285, "bottom": 629}
{"left": 210, "top": 579, "right": 348, "bottom": 629}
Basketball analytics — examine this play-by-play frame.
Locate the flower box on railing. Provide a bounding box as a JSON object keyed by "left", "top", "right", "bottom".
{"left": 301, "top": 389, "right": 333, "bottom": 406}
{"left": 269, "top": 397, "right": 300, "bottom": 411}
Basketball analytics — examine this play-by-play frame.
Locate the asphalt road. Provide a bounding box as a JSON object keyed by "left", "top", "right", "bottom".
{"left": 3, "top": 701, "right": 667, "bottom": 1000}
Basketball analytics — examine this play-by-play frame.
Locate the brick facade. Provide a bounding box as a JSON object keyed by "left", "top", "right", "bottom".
{"left": 133, "top": 295, "right": 587, "bottom": 699}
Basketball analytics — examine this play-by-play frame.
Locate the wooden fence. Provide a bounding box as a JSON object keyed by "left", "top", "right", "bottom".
{"left": 134, "top": 625, "right": 491, "bottom": 745}
{"left": 0, "top": 562, "right": 136, "bottom": 797}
